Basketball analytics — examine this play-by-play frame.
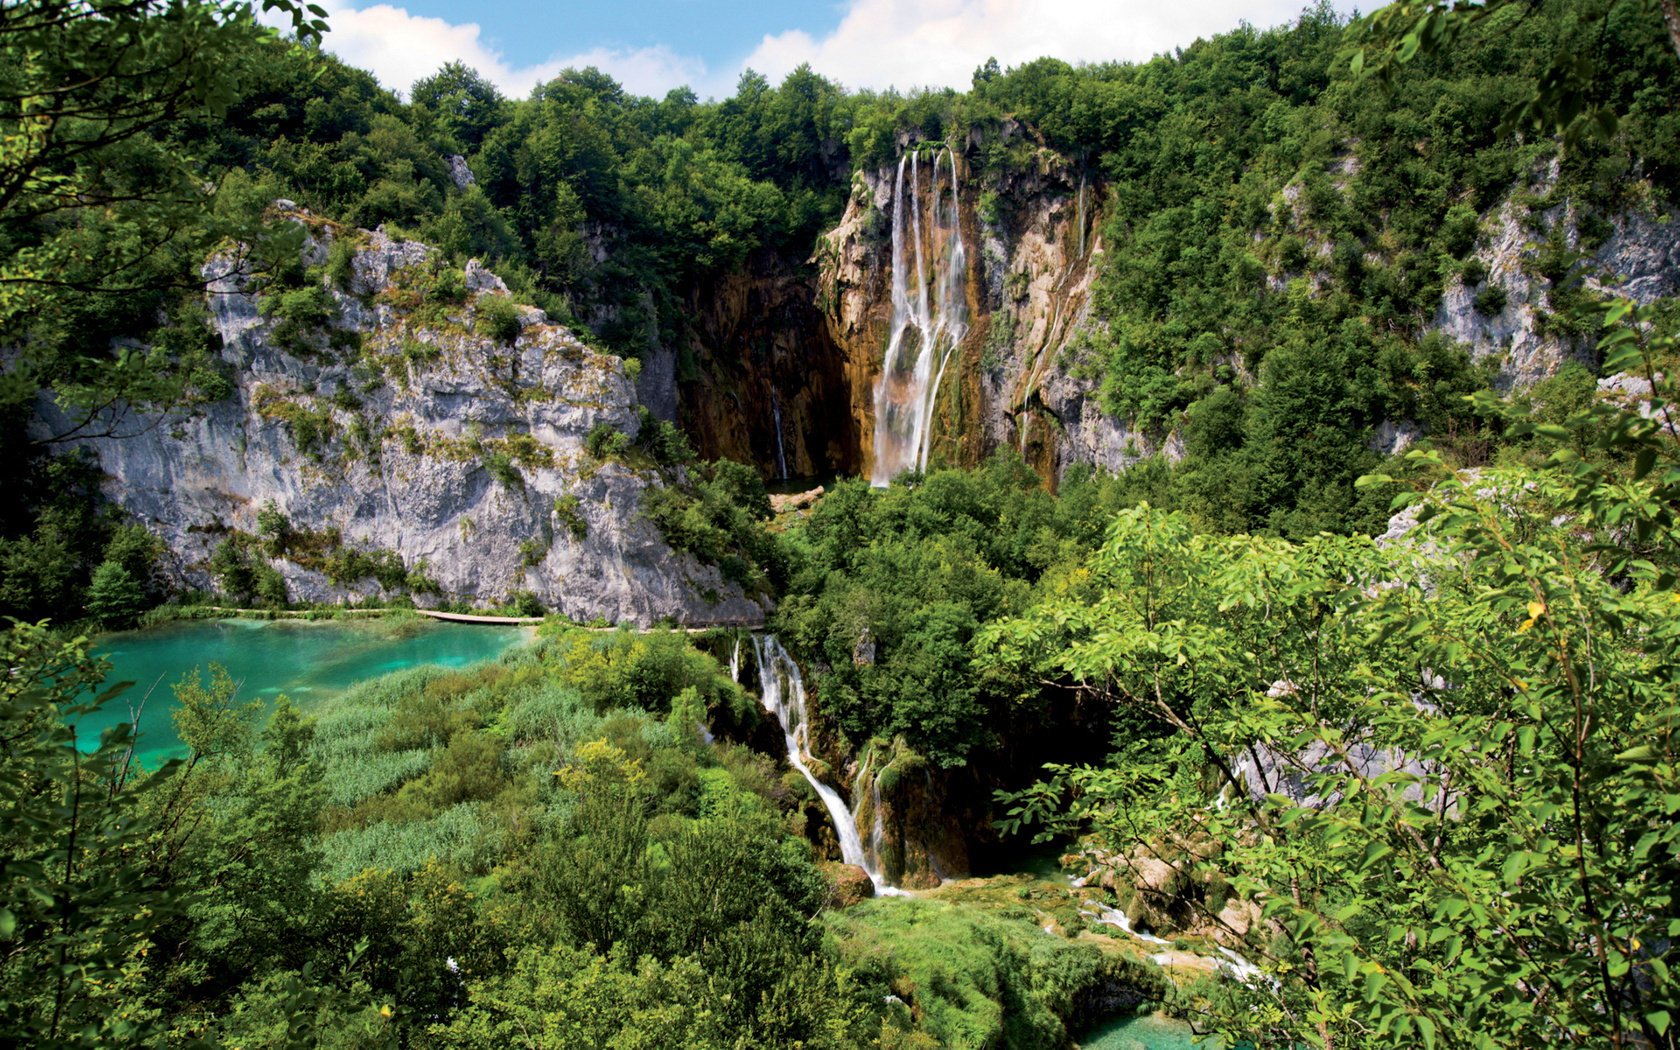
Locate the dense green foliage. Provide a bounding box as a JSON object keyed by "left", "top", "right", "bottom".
{"left": 8, "top": 622, "right": 1158, "bottom": 1047}
{"left": 775, "top": 456, "right": 1145, "bottom": 768}
{"left": 983, "top": 299, "right": 1680, "bottom": 1048}
{"left": 8, "top": 0, "right": 1680, "bottom": 621}
{"left": 829, "top": 897, "right": 1168, "bottom": 1050}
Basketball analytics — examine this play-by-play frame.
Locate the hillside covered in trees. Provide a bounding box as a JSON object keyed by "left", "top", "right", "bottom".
{"left": 3, "top": 0, "right": 1679, "bottom": 1047}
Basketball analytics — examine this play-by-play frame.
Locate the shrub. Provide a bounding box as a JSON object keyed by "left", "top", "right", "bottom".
{"left": 553, "top": 495, "right": 588, "bottom": 540}
{"left": 475, "top": 294, "right": 523, "bottom": 344}
{"left": 1474, "top": 283, "right": 1509, "bottom": 314}
{"left": 509, "top": 591, "right": 545, "bottom": 618}
{"left": 484, "top": 449, "right": 521, "bottom": 488}
{"left": 518, "top": 537, "right": 548, "bottom": 568}
{"left": 256, "top": 500, "right": 291, "bottom": 556}
{"left": 584, "top": 423, "right": 631, "bottom": 461}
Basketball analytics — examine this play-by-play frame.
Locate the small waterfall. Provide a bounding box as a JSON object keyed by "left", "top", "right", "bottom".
{"left": 770, "top": 389, "right": 789, "bottom": 481}
{"left": 728, "top": 636, "right": 741, "bottom": 684}
{"left": 1075, "top": 175, "right": 1088, "bottom": 258}
{"left": 868, "top": 762, "right": 887, "bottom": 873}
{"left": 870, "top": 146, "right": 968, "bottom": 486}
{"left": 752, "top": 634, "right": 897, "bottom": 893}
{"left": 849, "top": 749, "right": 890, "bottom": 879}
{"left": 1086, "top": 903, "right": 1169, "bottom": 945}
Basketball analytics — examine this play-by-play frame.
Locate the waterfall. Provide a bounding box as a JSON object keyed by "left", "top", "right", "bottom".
{"left": 849, "top": 749, "right": 890, "bottom": 879}
{"left": 728, "top": 636, "right": 741, "bottom": 684}
{"left": 1087, "top": 903, "right": 1169, "bottom": 945}
{"left": 770, "top": 389, "right": 789, "bottom": 481}
{"left": 870, "top": 146, "right": 968, "bottom": 487}
{"left": 867, "top": 761, "right": 887, "bottom": 873}
{"left": 1075, "top": 175, "right": 1088, "bottom": 258}
{"left": 752, "top": 634, "right": 897, "bottom": 893}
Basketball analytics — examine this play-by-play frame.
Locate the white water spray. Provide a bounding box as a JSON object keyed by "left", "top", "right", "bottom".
{"left": 870, "top": 147, "right": 968, "bottom": 486}
{"left": 752, "top": 635, "right": 898, "bottom": 892}
{"left": 1087, "top": 903, "right": 1170, "bottom": 945}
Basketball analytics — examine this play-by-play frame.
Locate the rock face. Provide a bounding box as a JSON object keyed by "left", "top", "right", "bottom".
{"left": 673, "top": 257, "right": 862, "bottom": 480}
{"left": 38, "top": 213, "right": 764, "bottom": 625}
{"left": 1431, "top": 178, "right": 1680, "bottom": 390}
{"left": 816, "top": 141, "right": 1135, "bottom": 482}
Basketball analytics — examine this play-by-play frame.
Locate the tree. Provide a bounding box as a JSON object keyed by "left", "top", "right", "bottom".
{"left": 1348, "top": 0, "right": 1680, "bottom": 143}
{"left": 84, "top": 559, "right": 145, "bottom": 627}
{"left": 1, "top": 0, "right": 327, "bottom": 441}
{"left": 983, "top": 300, "right": 1680, "bottom": 1048}
{"left": 411, "top": 61, "right": 505, "bottom": 153}
{"left": 0, "top": 622, "right": 177, "bottom": 1045}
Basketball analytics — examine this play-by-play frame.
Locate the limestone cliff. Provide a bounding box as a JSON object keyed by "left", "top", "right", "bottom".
{"left": 1430, "top": 170, "right": 1680, "bottom": 390}
{"left": 809, "top": 142, "right": 1679, "bottom": 484}
{"left": 815, "top": 136, "right": 1170, "bottom": 484}
{"left": 38, "top": 211, "right": 764, "bottom": 626}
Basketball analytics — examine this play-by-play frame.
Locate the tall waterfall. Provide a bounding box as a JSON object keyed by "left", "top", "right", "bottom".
{"left": 870, "top": 147, "right": 968, "bottom": 486}
{"left": 751, "top": 634, "right": 895, "bottom": 892}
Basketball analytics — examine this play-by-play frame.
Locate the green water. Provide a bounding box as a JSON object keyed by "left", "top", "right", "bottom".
{"left": 1081, "top": 1012, "right": 1218, "bottom": 1050}
{"left": 83, "top": 617, "right": 528, "bottom": 764}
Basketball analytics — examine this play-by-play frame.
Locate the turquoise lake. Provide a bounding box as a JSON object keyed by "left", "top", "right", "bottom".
{"left": 82, "top": 617, "right": 530, "bottom": 764}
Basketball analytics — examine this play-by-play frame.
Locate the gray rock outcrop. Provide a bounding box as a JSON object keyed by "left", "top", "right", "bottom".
{"left": 36, "top": 212, "right": 764, "bottom": 626}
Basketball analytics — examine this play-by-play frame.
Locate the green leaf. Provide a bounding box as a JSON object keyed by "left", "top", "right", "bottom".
{"left": 1648, "top": 1010, "right": 1671, "bottom": 1035}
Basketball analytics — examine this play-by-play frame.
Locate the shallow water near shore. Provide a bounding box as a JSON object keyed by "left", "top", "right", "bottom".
{"left": 80, "top": 617, "right": 528, "bottom": 763}
{"left": 1080, "top": 1011, "right": 1217, "bottom": 1049}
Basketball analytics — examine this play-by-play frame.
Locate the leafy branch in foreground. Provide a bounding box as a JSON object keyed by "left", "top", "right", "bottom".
{"left": 983, "top": 302, "right": 1680, "bottom": 1048}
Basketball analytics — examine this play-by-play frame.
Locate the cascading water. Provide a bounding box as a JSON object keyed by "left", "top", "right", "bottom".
{"left": 752, "top": 634, "right": 897, "bottom": 893}
{"left": 870, "top": 147, "right": 968, "bottom": 486}
{"left": 770, "top": 389, "right": 789, "bottom": 481}
{"left": 867, "top": 762, "right": 887, "bottom": 873}
{"left": 1075, "top": 175, "right": 1088, "bottom": 259}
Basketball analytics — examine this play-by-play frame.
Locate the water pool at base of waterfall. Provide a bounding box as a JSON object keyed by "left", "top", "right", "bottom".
{"left": 1080, "top": 1012, "right": 1218, "bottom": 1049}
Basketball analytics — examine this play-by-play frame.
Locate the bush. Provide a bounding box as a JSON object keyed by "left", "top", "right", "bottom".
{"left": 474, "top": 294, "right": 523, "bottom": 344}
{"left": 484, "top": 449, "right": 521, "bottom": 487}
{"left": 256, "top": 500, "right": 291, "bottom": 556}
{"left": 508, "top": 590, "right": 545, "bottom": 618}
{"left": 1474, "top": 283, "right": 1509, "bottom": 314}
{"left": 553, "top": 495, "right": 588, "bottom": 539}
{"left": 584, "top": 423, "right": 632, "bottom": 461}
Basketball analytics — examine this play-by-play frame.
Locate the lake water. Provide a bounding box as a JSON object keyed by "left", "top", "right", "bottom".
{"left": 1081, "top": 1012, "right": 1217, "bottom": 1050}
{"left": 82, "top": 617, "right": 529, "bottom": 764}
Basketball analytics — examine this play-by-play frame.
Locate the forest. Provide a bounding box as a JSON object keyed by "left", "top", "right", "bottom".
{"left": 3, "top": 0, "right": 1679, "bottom": 1046}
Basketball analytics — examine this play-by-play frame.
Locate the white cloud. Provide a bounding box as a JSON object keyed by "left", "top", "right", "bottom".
{"left": 740, "top": 0, "right": 1361, "bottom": 93}
{"left": 285, "top": 0, "right": 713, "bottom": 99}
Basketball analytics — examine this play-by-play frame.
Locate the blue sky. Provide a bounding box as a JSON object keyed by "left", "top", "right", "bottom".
{"left": 296, "top": 1, "right": 1366, "bottom": 101}
{"left": 377, "top": 0, "right": 849, "bottom": 76}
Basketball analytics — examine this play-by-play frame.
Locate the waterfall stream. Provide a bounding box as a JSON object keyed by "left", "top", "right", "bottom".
{"left": 1075, "top": 174, "right": 1088, "bottom": 259}
{"left": 870, "top": 147, "right": 968, "bottom": 486}
{"left": 770, "top": 389, "right": 789, "bottom": 481}
{"left": 751, "top": 634, "right": 897, "bottom": 893}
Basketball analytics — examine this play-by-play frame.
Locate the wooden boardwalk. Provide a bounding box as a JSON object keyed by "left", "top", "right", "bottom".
{"left": 193, "top": 606, "right": 763, "bottom": 632}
